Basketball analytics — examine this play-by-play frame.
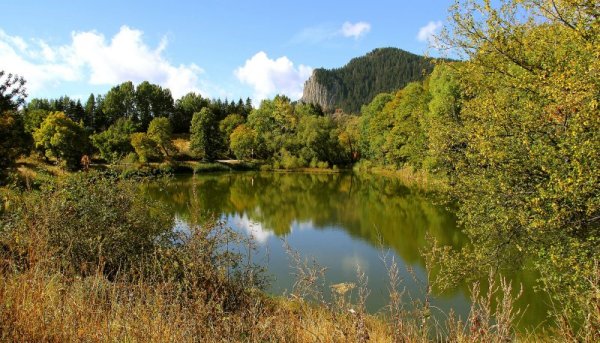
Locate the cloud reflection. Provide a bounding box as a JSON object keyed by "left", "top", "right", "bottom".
{"left": 229, "top": 213, "right": 273, "bottom": 243}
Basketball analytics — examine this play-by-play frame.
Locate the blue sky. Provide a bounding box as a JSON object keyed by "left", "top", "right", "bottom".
{"left": 1, "top": 0, "right": 454, "bottom": 103}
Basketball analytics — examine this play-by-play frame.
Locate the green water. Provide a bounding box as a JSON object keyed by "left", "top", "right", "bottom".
{"left": 145, "top": 171, "right": 550, "bottom": 330}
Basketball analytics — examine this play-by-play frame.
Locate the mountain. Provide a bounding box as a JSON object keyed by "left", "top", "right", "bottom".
{"left": 300, "top": 48, "right": 436, "bottom": 113}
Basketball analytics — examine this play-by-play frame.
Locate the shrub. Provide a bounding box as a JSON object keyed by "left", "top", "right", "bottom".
{"left": 0, "top": 173, "right": 173, "bottom": 276}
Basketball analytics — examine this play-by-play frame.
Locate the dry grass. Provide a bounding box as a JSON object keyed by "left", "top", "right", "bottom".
{"left": 172, "top": 134, "right": 194, "bottom": 160}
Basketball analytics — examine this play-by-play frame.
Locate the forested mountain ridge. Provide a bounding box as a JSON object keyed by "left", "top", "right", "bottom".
{"left": 300, "top": 47, "right": 436, "bottom": 113}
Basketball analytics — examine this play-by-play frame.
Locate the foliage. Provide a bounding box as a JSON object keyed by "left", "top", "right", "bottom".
{"left": 0, "top": 71, "right": 27, "bottom": 112}
{"left": 147, "top": 117, "right": 176, "bottom": 158}
{"left": 358, "top": 92, "right": 393, "bottom": 162}
{"left": 425, "top": 0, "right": 600, "bottom": 324}
{"left": 296, "top": 114, "right": 339, "bottom": 165}
{"left": 130, "top": 132, "right": 160, "bottom": 163}
{"left": 422, "top": 63, "right": 466, "bottom": 173}
{"left": 171, "top": 92, "right": 209, "bottom": 133}
{"left": 219, "top": 113, "right": 245, "bottom": 156}
{"left": 0, "top": 111, "right": 31, "bottom": 174}
{"left": 33, "top": 112, "right": 89, "bottom": 170}
{"left": 380, "top": 82, "right": 429, "bottom": 168}
{"left": 22, "top": 108, "right": 49, "bottom": 134}
{"left": 241, "top": 95, "right": 349, "bottom": 167}
{"left": 90, "top": 118, "right": 137, "bottom": 163}
{"left": 229, "top": 124, "right": 256, "bottom": 160}
{"left": 172, "top": 93, "right": 252, "bottom": 134}
{"left": 190, "top": 107, "right": 221, "bottom": 161}
{"left": 102, "top": 81, "right": 138, "bottom": 127}
{"left": 135, "top": 81, "right": 174, "bottom": 130}
{"left": 334, "top": 113, "right": 360, "bottom": 162}
{"left": 102, "top": 81, "right": 174, "bottom": 131}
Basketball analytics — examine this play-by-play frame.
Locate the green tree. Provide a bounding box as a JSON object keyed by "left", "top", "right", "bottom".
{"left": 171, "top": 92, "right": 209, "bottom": 133}
{"left": 334, "top": 113, "right": 360, "bottom": 162}
{"left": 130, "top": 132, "right": 159, "bottom": 163}
{"left": 147, "top": 117, "right": 175, "bottom": 158}
{"left": 358, "top": 93, "right": 393, "bottom": 162}
{"left": 429, "top": 0, "right": 600, "bottom": 322}
{"left": 0, "top": 71, "right": 30, "bottom": 178}
{"left": 190, "top": 107, "right": 221, "bottom": 161}
{"left": 247, "top": 95, "right": 297, "bottom": 158}
{"left": 23, "top": 109, "right": 49, "bottom": 134}
{"left": 84, "top": 94, "right": 95, "bottom": 124}
{"left": 381, "top": 82, "right": 430, "bottom": 168}
{"left": 219, "top": 113, "right": 245, "bottom": 157}
{"left": 33, "top": 112, "right": 89, "bottom": 170}
{"left": 229, "top": 124, "right": 256, "bottom": 160}
{"left": 90, "top": 118, "right": 137, "bottom": 163}
{"left": 423, "top": 63, "right": 466, "bottom": 173}
{"left": 135, "top": 81, "right": 174, "bottom": 130}
{"left": 103, "top": 81, "right": 137, "bottom": 126}
{"left": 296, "top": 114, "right": 338, "bottom": 165}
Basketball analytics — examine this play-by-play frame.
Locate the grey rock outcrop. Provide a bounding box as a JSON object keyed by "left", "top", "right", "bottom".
{"left": 300, "top": 72, "right": 342, "bottom": 112}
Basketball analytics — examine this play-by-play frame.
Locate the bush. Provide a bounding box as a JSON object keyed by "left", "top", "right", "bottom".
{"left": 316, "top": 161, "right": 329, "bottom": 169}
{"left": 279, "top": 149, "right": 306, "bottom": 169}
{"left": 0, "top": 173, "right": 173, "bottom": 276}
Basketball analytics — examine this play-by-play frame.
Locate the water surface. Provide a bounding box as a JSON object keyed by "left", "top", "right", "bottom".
{"left": 145, "top": 171, "right": 549, "bottom": 329}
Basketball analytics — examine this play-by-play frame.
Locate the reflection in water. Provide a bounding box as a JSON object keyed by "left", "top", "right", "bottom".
{"left": 228, "top": 213, "right": 272, "bottom": 243}
{"left": 144, "top": 172, "right": 550, "bottom": 330}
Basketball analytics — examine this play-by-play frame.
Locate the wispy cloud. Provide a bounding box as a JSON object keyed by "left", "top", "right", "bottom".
{"left": 234, "top": 51, "right": 312, "bottom": 102}
{"left": 417, "top": 20, "right": 443, "bottom": 43}
{"left": 340, "top": 21, "right": 371, "bottom": 39}
{"left": 0, "top": 26, "right": 208, "bottom": 98}
{"left": 291, "top": 21, "right": 371, "bottom": 44}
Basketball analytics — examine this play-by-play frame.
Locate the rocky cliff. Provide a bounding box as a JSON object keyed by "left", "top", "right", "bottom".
{"left": 300, "top": 72, "right": 342, "bottom": 112}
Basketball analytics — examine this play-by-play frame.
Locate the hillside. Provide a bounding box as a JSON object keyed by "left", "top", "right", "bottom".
{"left": 300, "top": 47, "right": 436, "bottom": 113}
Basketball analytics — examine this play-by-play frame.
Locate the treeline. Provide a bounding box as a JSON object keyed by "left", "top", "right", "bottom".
{"left": 1, "top": 76, "right": 362, "bottom": 171}
{"left": 0, "top": 79, "right": 258, "bottom": 170}
{"left": 24, "top": 81, "right": 253, "bottom": 134}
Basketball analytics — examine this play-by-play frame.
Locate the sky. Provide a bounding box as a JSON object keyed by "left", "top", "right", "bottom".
{"left": 1, "top": 0, "right": 455, "bottom": 104}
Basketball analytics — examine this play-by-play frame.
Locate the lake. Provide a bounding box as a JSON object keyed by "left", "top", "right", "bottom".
{"left": 145, "top": 171, "right": 550, "bottom": 330}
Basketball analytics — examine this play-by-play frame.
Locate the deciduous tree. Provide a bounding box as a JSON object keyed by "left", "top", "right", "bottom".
{"left": 33, "top": 112, "right": 89, "bottom": 170}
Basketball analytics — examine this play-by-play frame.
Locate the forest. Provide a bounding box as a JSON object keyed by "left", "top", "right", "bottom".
{"left": 304, "top": 47, "right": 437, "bottom": 113}
{"left": 0, "top": 0, "right": 598, "bottom": 341}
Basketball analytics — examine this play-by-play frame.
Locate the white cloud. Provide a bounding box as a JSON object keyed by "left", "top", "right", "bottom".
{"left": 0, "top": 26, "right": 207, "bottom": 98}
{"left": 417, "top": 21, "right": 443, "bottom": 43}
{"left": 340, "top": 21, "right": 371, "bottom": 39}
{"left": 234, "top": 51, "right": 312, "bottom": 101}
